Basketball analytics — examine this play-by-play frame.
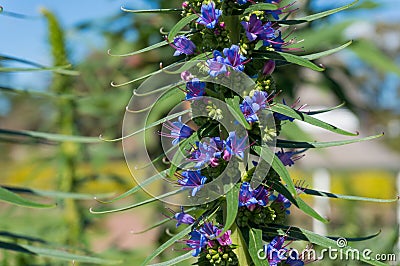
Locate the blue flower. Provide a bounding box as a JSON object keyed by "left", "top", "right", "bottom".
{"left": 223, "top": 131, "right": 247, "bottom": 160}
{"left": 177, "top": 170, "right": 207, "bottom": 196}
{"left": 270, "top": 193, "right": 292, "bottom": 214}
{"left": 172, "top": 35, "right": 196, "bottom": 56}
{"left": 275, "top": 148, "right": 305, "bottom": 167}
{"left": 196, "top": 1, "right": 222, "bottom": 29}
{"left": 237, "top": 0, "right": 248, "bottom": 4}
{"left": 265, "top": 236, "right": 287, "bottom": 266}
{"left": 241, "top": 14, "right": 275, "bottom": 42}
{"left": 185, "top": 78, "right": 206, "bottom": 100}
{"left": 174, "top": 207, "right": 195, "bottom": 227}
{"left": 240, "top": 101, "right": 259, "bottom": 123}
{"left": 285, "top": 252, "right": 305, "bottom": 266}
{"left": 239, "top": 182, "right": 270, "bottom": 211}
{"left": 162, "top": 116, "right": 194, "bottom": 145}
{"left": 199, "top": 222, "right": 218, "bottom": 239}
{"left": 206, "top": 50, "right": 228, "bottom": 77}
{"left": 185, "top": 230, "right": 208, "bottom": 256}
{"left": 215, "top": 229, "right": 233, "bottom": 246}
{"left": 223, "top": 45, "right": 247, "bottom": 72}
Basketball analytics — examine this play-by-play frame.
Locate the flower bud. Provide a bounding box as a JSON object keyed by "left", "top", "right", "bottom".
{"left": 262, "top": 60, "right": 275, "bottom": 76}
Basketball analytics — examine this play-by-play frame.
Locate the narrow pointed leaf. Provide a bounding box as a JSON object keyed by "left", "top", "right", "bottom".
{"left": 121, "top": 7, "right": 182, "bottom": 13}
{"left": 217, "top": 183, "right": 240, "bottom": 238}
{"left": 140, "top": 225, "right": 193, "bottom": 266}
{"left": 0, "top": 65, "right": 79, "bottom": 75}
{"left": 248, "top": 228, "right": 269, "bottom": 266}
{"left": 1, "top": 185, "right": 110, "bottom": 200}
{"left": 0, "top": 186, "right": 54, "bottom": 208}
{"left": 0, "top": 128, "right": 101, "bottom": 143}
{"left": 148, "top": 251, "right": 193, "bottom": 266}
{"left": 19, "top": 244, "right": 121, "bottom": 264}
{"left": 305, "top": 102, "right": 345, "bottom": 115}
{"left": 98, "top": 170, "right": 168, "bottom": 203}
{"left": 299, "top": 228, "right": 389, "bottom": 266}
{"left": 276, "top": 133, "right": 383, "bottom": 149}
{"left": 226, "top": 96, "right": 252, "bottom": 130}
{"left": 90, "top": 189, "right": 181, "bottom": 214}
{"left": 302, "top": 41, "right": 352, "bottom": 60}
{"left": 253, "top": 51, "right": 324, "bottom": 71}
{"left": 243, "top": 3, "right": 278, "bottom": 14}
{"left": 253, "top": 146, "right": 297, "bottom": 195}
{"left": 302, "top": 188, "right": 399, "bottom": 203}
{"left": 279, "top": 0, "right": 358, "bottom": 25}
{"left": 108, "top": 40, "right": 168, "bottom": 57}
{"left": 269, "top": 179, "right": 328, "bottom": 223}
{"left": 167, "top": 14, "right": 197, "bottom": 42}
{"left": 271, "top": 103, "right": 358, "bottom": 136}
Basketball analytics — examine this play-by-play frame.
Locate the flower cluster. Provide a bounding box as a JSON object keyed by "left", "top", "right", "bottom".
{"left": 173, "top": 209, "right": 238, "bottom": 265}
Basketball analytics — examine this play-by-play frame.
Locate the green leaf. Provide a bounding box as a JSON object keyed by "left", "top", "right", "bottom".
{"left": 269, "top": 179, "right": 328, "bottom": 223}
{"left": 0, "top": 186, "right": 54, "bottom": 208}
{"left": 248, "top": 228, "right": 269, "bottom": 266}
{"left": 167, "top": 14, "right": 198, "bottom": 42}
{"left": 301, "top": 41, "right": 352, "bottom": 60}
{"left": 121, "top": 7, "right": 182, "bottom": 13}
{"left": 1, "top": 186, "right": 110, "bottom": 200}
{"left": 232, "top": 225, "right": 253, "bottom": 266}
{"left": 271, "top": 103, "right": 358, "bottom": 136}
{"left": 253, "top": 51, "right": 324, "bottom": 71}
{"left": 108, "top": 40, "right": 168, "bottom": 57}
{"left": 217, "top": 183, "right": 240, "bottom": 238}
{"left": 299, "top": 228, "right": 389, "bottom": 266}
{"left": 141, "top": 225, "right": 193, "bottom": 266}
{"left": 253, "top": 146, "right": 297, "bottom": 196}
{"left": 350, "top": 40, "right": 400, "bottom": 76}
{"left": 302, "top": 187, "right": 399, "bottom": 203}
{"left": 226, "top": 96, "right": 252, "bottom": 130}
{"left": 305, "top": 102, "right": 346, "bottom": 115}
{"left": 89, "top": 189, "right": 181, "bottom": 214}
{"left": 280, "top": 0, "right": 359, "bottom": 25}
{"left": 102, "top": 109, "right": 191, "bottom": 142}
{"left": 0, "top": 128, "right": 101, "bottom": 143}
{"left": 243, "top": 3, "right": 278, "bottom": 14}
{"left": 276, "top": 133, "right": 383, "bottom": 149}
{"left": 97, "top": 170, "right": 168, "bottom": 203}
{"left": 0, "top": 54, "right": 79, "bottom": 75}
{"left": 148, "top": 251, "right": 193, "bottom": 266}
{"left": 19, "top": 244, "right": 121, "bottom": 264}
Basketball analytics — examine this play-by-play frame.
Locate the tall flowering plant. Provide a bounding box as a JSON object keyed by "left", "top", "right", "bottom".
{"left": 91, "top": 1, "right": 396, "bottom": 265}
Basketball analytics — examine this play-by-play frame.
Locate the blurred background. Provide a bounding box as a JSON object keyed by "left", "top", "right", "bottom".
{"left": 0, "top": 0, "right": 399, "bottom": 265}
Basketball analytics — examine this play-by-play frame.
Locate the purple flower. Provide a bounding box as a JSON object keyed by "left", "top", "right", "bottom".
{"left": 196, "top": 1, "right": 222, "bottom": 29}
{"left": 265, "top": 236, "right": 287, "bottom": 266}
{"left": 215, "top": 229, "right": 233, "bottom": 246}
{"left": 224, "top": 131, "right": 247, "bottom": 160}
{"left": 206, "top": 50, "right": 228, "bottom": 77}
{"left": 271, "top": 193, "right": 292, "bottom": 214}
{"left": 223, "top": 45, "right": 247, "bottom": 72}
{"left": 239, "top": 182, "right": 260, "bottom": 211}
{"left": 177, "top": 170, "right": 207, "bottom": 196}
{"left": 172, "top": 35, "right": 196, "bottom": 56}
{"left": 237, "top": 0, "right": 248, "bottom": 4}
{"left": 185, "top": 230, "right": 208, "bottom": 256}
{"left": 185, "top": 78, "right": 206, "bottom": 100}
{"left": 240, "top": 101, "right": 259, "bottom": 123}
{"left": 199, "top": 222, "right": 218, "bottom": 239}
{"left": 275, "top": 148, "right": 305, "bottom": 167}
{"left": 239, "top": 182, "right": 270, "bottom": 211}
{"left": 161, "top": 116, "right": 194, "bottom": 145}
{"left": 285, "top": 252, "right": 305, "bottom": 266}
{"left": 174, "top": 207, "right": 195, "bottom": 227}
{"left": 241, "top": 14, "right": 275, "bottom": 42}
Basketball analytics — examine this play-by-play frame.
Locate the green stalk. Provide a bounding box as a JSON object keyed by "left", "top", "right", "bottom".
{"left": 41, "top": 8, "right": 82, "bottom": 251}
{"left": 224, "top": 15, "right": 241, "bottom": 44}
